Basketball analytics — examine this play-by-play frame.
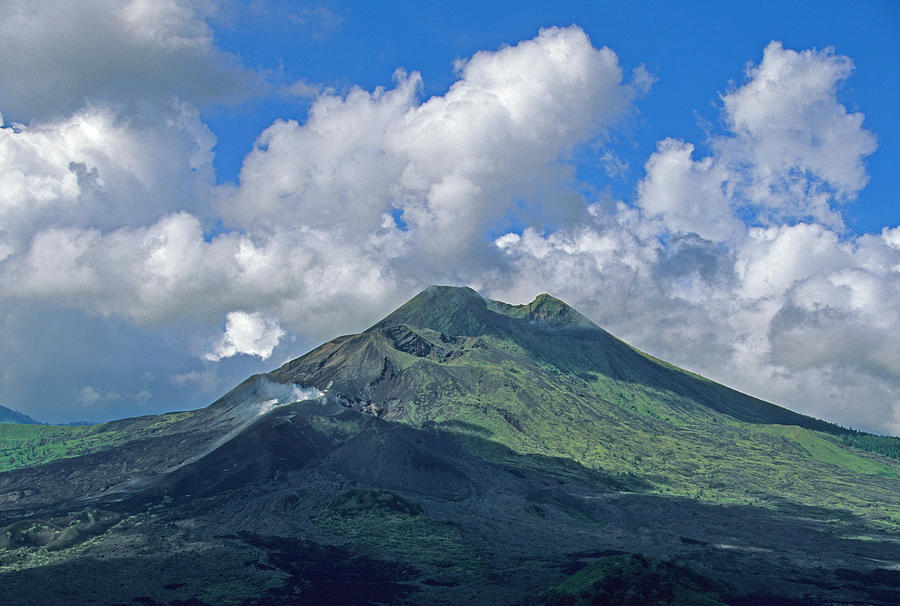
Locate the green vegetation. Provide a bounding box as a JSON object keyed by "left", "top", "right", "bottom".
{"left": 0, "top": 412, "right": 193, "bottom": 472}
{"left": 841, "top": 432, "right": 900, "bottom": 460}
{"left": 0, "top": 287, "right": 898, "bottom": 605}
{"left": 534, "top": 554, "right": 728, "bottom": 606}
{"left": 313, "top": 489, "right": 479, "bottom": 570}
{"left": 272, "top": 286, "right": 900, "bottom": 532}
{"left": 3, "top": 288, "right": 897, "bottom": 537}
{"left": 0, "top": 423, "right": 117, "bottom": 472}
{"left": 756, "top": 425, "right": 898, "bottom": 476}
{"left": 340, "top": 333, "right": 900, "bottom": 528}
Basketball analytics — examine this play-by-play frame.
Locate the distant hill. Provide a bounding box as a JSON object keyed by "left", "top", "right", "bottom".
{"left": 0, "top": 404, "right": 40, "bottom": 425}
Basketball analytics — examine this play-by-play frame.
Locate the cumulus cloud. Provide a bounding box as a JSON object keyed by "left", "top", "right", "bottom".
{"left": 491, "top": 42, "right": 897, "bottom": 434}
{"left": 1, "top": 212, "right": 403, "bottom": 339}
{"left": 3, "top": 25, "right": 641, "bottom": 336}
{"left": 636, "top": 138, "right": 741, "bottom": 242}
{"left": 720, "top": 42, "right": 877, "bottom": 214}
{"left": 0, "top": 104, "right": 217, "bottom": 257}
{"left": 0, "top": 0, "right": 252, "bottom": 275}
{"left": 205, "top": 311, "right": 285, "bottom": 361}
{"left": 0, "top": 21, "right": 896, "bottom": 435}
{"left": 225, "top": 26, "right": 641, "bottom": 264}
{"left": 286, "top": 4, "right": 345, "bottom": 39}
{"left": 171, "top": 369, "right": 222, "bottom": 393}
{"left": 637, "top": 41, "right": 877, "bottom": 240}
{"left": 493, "top": 219, "right": 900, "bottom": 433}
{"left": 0, "top": 0, "right": 258, "bottom": 122}
{"left": 76, "top": 385, "right": 152, "bottom": 408}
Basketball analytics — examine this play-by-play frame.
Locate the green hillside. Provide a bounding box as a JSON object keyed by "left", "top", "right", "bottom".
{"left": 271, "top": 286, "right": 900, "bottom": 529}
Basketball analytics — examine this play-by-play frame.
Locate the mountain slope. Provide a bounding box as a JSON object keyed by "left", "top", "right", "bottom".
{"left": 0, "top": 405, "right": 40, "bottom": 425}
{"left": 267, "top": 286, "right": 897, "bottom": 525}
{"left": 0, "top": 286, "right": 898, "bottom": 605}
{"left": 365, "top": 285, "right": 840, "bottom": 429}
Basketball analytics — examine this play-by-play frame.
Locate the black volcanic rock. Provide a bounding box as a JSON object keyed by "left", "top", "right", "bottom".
{"left": 326, "top": 413, "right": 477, "bottom": 501}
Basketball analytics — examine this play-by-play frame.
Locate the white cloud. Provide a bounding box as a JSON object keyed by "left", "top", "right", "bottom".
{"left": 205, "top": 311, "right": 285, "bottom": 361}
{"left": 0, "top": 22, "right": 896, "bottom": 436}
{"left": 492, "top": 217, "right": 900, "bottom": 433}
{"left": 721, "top": 42, "right": 876, "bottom": 211}
{"left": 0, "top": 104, "right": 217, "bottom": 256}
{"left": 735, "top": 223, "right": 846, "bottom": 300}
{"left": 284, "top": 79, "right": 323, "bottom": 98}
{"left": 883, "top": 226, "right": 900, "bottom": 250}
{"left": 171, "top": 369, "right": 222, "bottom": 393}
{"left": 488, "top": 42, "right": 896, "bottom": 433}
{"left": 636, "top": 138, "right": 742, "bottom": 242}
{"left": 637, "top": 41, "right": 877, "bottom": 240}
{"left": 76, "top": 385, "right": 152, "bottom": 408}
{"left": 1, "top": 212, "right": 402, "bottom": 336}
{"left": 77, "top": 386, "right": 102, "bottom": 405}
{"left": 0, "top": 0, "right": 253, "bottom": 268}
{"left": 0, "top": 25, "right": 634, "bottom": 337}
{"left": 225, "top": 26, "right": 642, "bottom": 264}
{"left": 0, "top": 0, "right": 258, "bottom": 122}
{"left": 286, "top": 5, "right": 345, "bottom": 38}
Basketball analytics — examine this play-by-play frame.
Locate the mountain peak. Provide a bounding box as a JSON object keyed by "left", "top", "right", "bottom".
{"left": 366, "top": 285, "right": 491, "bottom": 336}
{"left": 487, "top": 292, "right": 597, "bottom": 329}
{"left": 298, "top": 284, "right": 841, "bottom": 433}
{"left": 367, "top": 286, "right": 595, "bottom": 336}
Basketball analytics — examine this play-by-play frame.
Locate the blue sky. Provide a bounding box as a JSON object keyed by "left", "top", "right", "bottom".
{"left": 203, "top": 0, "right": 899, "bottom": 231}
{"left": 0, "top": 1, "right": 897, "bottom": 433}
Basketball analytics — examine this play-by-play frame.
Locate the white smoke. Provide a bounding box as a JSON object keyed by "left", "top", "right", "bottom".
{"left": 252, "top": 378, "right": 324, "bottom": 417}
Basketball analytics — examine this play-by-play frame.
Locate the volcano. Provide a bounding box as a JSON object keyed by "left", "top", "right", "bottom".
{"left": 0, "top": 286, "right": 898, "bottom": 605}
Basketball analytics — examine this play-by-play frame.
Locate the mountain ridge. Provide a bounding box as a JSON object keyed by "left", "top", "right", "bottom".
{"left": 0, "top": 405, "right": 40, "bottom": 425}
{"left": 369, "top": 285, "right": 598, "bottom": 334}
{"left": 279, "top": 285, "right": 843, "bottom": 434}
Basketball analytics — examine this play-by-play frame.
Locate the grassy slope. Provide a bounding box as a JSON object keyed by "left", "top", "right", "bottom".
{"left": 0, "top": 411, "right": 194, "bottom": 473}
{"left": 382, "top": 335, "right": 900, "bottom": 530}
{"left": 353, "top": 287, "right": 900, "bottom": 530}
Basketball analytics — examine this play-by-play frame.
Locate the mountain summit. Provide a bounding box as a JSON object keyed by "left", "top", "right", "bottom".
{"left": 272, "top": 285, "right": 836, "bottom": 431}
{"left": 368, "top": 285, "right": 596, "bottom": 335}
{"left": 0, "top": 286, "right": 898, "bottom": 605}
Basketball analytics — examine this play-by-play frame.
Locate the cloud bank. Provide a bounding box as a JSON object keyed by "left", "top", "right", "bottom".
{"left": 0, "top": 0, "right": 258, "bottom": 122}
{"left": 0, "top": 7, "right": 896, "bottom": 434}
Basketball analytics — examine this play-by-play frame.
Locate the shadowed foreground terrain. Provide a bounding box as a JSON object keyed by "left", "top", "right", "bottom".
{"left": 1, "top": 286, "right": 898, "bottom": 605}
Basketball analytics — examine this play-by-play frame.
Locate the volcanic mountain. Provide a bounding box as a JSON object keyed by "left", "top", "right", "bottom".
{"left": 0, "top": 286, "right": 898, "bottom": 605}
